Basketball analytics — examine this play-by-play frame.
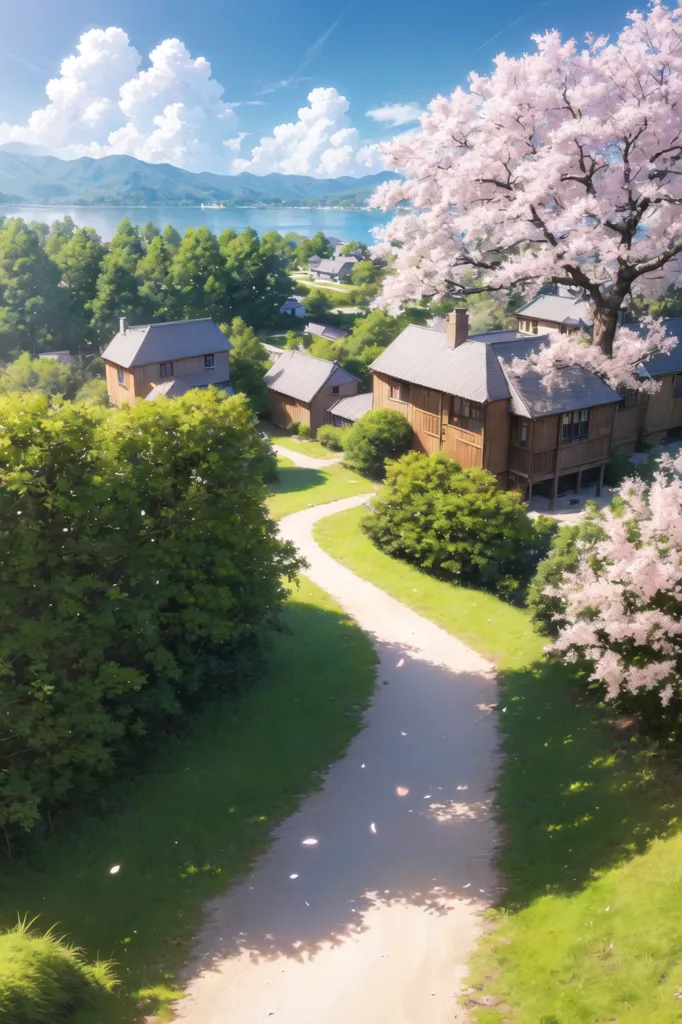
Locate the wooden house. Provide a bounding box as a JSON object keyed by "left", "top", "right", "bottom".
{"left": 102, "top": 317, "right": 232, "bottom": 406}
{"left": 370, "top": 310, "right": 622, "bottom": 508}
{"left": 309, "top": 258, "right": 356, "bottom": 282}
{"left": 264, "top": 349, "right": 358, "bottom": 436}
{"left": 328, "top": 392, "right": 373, "bottom": 428}
{"left": 515, "top": 286, "right": 594, "bottom": 336}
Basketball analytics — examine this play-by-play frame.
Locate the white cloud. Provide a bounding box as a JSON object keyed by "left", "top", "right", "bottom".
{"left": 366, "top": 102, "right": 422, "bottom": 127}
{"left": 224, "top": 132, "right": 249, "bottom": 152}
{"left": 232, "top": 87, "right": 384, "bottom": 178}
{"left": 0, "top": 28, "right": 239, "bottom": 172}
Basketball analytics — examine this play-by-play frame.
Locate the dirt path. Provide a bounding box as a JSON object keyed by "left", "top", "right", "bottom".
{"left": 172, "top": 495, "right": 499, "bottom": 1024}
{"left": 272, "top": 442, "right": 342, "bottom": 469}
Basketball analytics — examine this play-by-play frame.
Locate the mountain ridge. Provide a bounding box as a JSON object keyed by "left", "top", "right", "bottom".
{"left": 0, "top": 149, "right": 395, "bottom": 208}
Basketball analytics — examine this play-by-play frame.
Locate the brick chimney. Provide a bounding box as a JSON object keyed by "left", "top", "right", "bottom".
{"left": 446, "top": 308, "right": 469, "bottom": 349}
{"left": 119, "top": 316, "right": 128, "bottom": 335}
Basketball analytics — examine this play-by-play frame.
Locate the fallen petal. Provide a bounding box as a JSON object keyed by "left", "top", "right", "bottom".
{"left": 396, "top": 786, "right": 409, "bottom": 797}
{"left": 109, "top": 865, "right": 120, "bottom": 875}
{"left": 301, "top": 838, "right": 318, "bottom": 846}
{"left": 396, "top": 658, "right": 405, "bottom": 668}
{"left": 289, "top": 874, "right": 299, "bottom": 879}
{"left": 370, "top": 822, "right": 377, "bottom": 834}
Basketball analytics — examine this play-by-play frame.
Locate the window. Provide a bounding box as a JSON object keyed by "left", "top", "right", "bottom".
{"left": 618, "top": 387, "right": 647, "bottom": 409}
{"left": 449, "top": 395, "right": 483, "bottom": 434}
{"left": 159, "top": 361, "right": 173, "bottom": 378}
{"left": 531, "top": 319, "right": 539, "bottom": 335}
{"left": 674, "top": 375, "right": 682, "bottom": 399}
{"left": 204, "top": 353, "right": 215, "bottom": 369}
{"left": 332, "top": 385, "right": 339, "bottom": 394}
{"left": 520, "top": 422, "right": 529, "bottom": 446}
{"left": 562, "top": 408, "right": 589, "bottom": 444}
{"left": 117, "top": 367, "right": 125, "bottom": 386}
{"left": 389, "top": 378, "right": 409, "bottom": 402}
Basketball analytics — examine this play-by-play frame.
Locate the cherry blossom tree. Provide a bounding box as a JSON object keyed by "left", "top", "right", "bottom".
{"left": 370, "top": 2, "right": 682, "bottom": 384}
{"left": 549, "top": 450, "right": 682, "bottom": 705}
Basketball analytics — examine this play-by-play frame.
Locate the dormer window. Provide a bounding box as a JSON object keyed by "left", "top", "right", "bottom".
{"left": 204, "top": 353, "right": 215, "bottom": 369}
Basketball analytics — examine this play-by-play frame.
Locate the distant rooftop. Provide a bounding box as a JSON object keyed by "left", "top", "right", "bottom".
{"left": 264, "top": 349, "right": 357, "bottom": 404}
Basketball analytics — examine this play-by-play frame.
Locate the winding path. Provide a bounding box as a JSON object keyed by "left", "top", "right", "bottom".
{"left": 272, "top": 442, "right": 342, "bottom": 469}
{"left": 172, "top": 496, "right": 499, "bottom": 1024}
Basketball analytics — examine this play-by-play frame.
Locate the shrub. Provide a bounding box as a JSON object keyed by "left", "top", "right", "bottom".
{"left": 342, "top": 408, "right": 413, "bottom": 476}
{"left": 0, "top": 391, "right": 301, "bottom": 839}
{"left": 298, "top": 423, "right": 311, "bottom": 439}
{"left": 0, "top": 921, "right": 115, "bottom": 1024}
{"left": 362, "top": 451, "right": 557, "bottom": 599}
{"left": 254, "top": 434, "right": 278, "bottom": 483}
{"left": 317, "top": 424, "right": 346, "bottom": 451}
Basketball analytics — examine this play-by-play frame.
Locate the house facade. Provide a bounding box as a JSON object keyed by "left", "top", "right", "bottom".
{"left": 264, "top": 349, "right": 359, "bottom": 436}
{"left": 328, "top": 391, "right": 373, "bottom": 428}
{"left": 515, "top": 285, "right": 594, "bottom": 336}
{"left": 102, "top": 317, "right": 232, "bottom": 406}
{"left": 309, "top": 258, "right": 356, "bottom": 282}
{"left": 370, "top": 310, "right": 622, "bottom": 508}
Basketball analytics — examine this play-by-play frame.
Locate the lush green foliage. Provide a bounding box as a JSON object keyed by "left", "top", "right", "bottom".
{"left": 342, "top": 408, "right": 413, "bottom": 476}
{"left": 350, "top": 260, "right": 379, "bottom": 287}
{"left": 293, "top": 231, "right": 332, "bottom": 268}
{"left": 0, "top": 391, "right": 300, "bottom": 838}
{"left": 316, "top": 424, "right": 346, "bottom": 451}
{"left": 0, "top": 921, "right": 115, "bottom": 1024}
{"left": 224, "top": 316, "right": 270, "bottom": 415}
{"left": 0, "top": 215, "right": 295, "bottom": 359}
{"left": 527, "top": 515, "right": 606, "bottom": 635}
{"left": 305, "top": 288, "right": 334, "bottom": 317}
{"left": 363, "top": 451, "right": 557, "bottom": 599}
{"left": 0, "top": 352, "right": 104, "bottom": 402}
{"left": 298, "top": 423, "right": 311, "bottom": 439}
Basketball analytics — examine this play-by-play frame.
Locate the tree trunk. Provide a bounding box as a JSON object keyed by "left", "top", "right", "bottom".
{"left": 592, "top": 304, "right": 620, "bottom": 358}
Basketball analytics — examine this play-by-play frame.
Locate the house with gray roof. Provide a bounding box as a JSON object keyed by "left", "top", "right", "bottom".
{"left": 306, "top": 322, "right": 350, "bottom": 342}
{"left": 516, "top": 285, "right": 594, "bottom": 335}
{"left": 102, "top": 316, "right": 232, "bottom": 406}
{"left": 328, "top": 391, "right": 373, "bottom": 427}
{"left": 264, "top": 349, "right": 359, "bottom": 436}
{"left": 369, "top": 308, "right": 623, "bottom": 507}
{"left": 309, "top": 258, "right": 356, "bottom": 282}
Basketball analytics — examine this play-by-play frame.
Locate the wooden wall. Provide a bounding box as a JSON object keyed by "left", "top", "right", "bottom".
{"left": 644, "top": 374, "right": 682, "bottom": 440}
{"left": 482, "top": 400, "right": 511, "bottom": 476}
{"left": 269, "top": 391, "right": 311, "bottom": 431}
{"left": 269, "top": 375, "right": 357, "bottom": 437}
{"left": 613, "top": 402, "right": 647, "bottom": 451}
{"left": 105, "top": 361, "right": 135, "bottom": 405}
{"left": 105, "top": 352, "right": 231, "bottom": 406}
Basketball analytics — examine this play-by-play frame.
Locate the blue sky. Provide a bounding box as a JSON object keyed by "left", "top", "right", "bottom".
{"left": 0, "top": 0, "right": 639, "bottom": 176}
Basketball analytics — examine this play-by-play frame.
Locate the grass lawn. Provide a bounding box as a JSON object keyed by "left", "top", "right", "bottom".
{"left": 261, "top": 422, "right": 338, "bottom": 460}
{"left": 268, "top": 459, "right": 374, "bottom": 521}
{"left": 1, "top": 575, "right": 376, "bottom": 1024}
{"left": 315, "top": 505, "right": 682, "bottom": 1024}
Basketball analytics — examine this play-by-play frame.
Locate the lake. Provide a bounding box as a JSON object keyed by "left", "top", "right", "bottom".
{"left": 0, "top": 205, "right": 392, "bottom": 244}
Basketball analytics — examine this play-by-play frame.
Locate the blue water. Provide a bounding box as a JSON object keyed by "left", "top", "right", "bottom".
{"left": 0, "top": 204, "right": 392, "bottom": 244}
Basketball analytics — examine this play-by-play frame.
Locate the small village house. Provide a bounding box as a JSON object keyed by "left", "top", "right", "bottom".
{"left": 308, "top": 257, "right": 356, "bottom": 283}
{"left": 280, "top": 298, "right": 306, "bottom": 318}
{"left": 102, "top": 317, "right": 232, "bottom": 406}
{"left": 328, "top": 392, "right": 373, "bottom": 428}
{"left": 264, "top": 349, "right": 358, "bottom": 436}
{"left": 515, "top": 285, "right": 594, "bottom": 336}
{"left": 306, "top": 322, "right": 350, "bottom": 343}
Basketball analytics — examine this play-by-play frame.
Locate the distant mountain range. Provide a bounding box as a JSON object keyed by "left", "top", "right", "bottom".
{"left": 0, "top": 148, "right": 396, "bottom": 208}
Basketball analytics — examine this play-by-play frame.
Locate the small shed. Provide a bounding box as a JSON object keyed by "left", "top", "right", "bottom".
{"left": 263, "top": 349, "right": 358, "bottom": 436}
{"left": 328, "top": 391, "right": 373, "bottom": 427}
{"left": 306, "top": 322, "right": 350, "bottom": 342}
{"left": 280, "top": 298, "right": 306, "bottom": 318}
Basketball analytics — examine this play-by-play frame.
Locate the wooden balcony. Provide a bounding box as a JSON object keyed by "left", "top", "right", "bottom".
{"left": 558, "top": 435, "right": 610, "bottom": 470}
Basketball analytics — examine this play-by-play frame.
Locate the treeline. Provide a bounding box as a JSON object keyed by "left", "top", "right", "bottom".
{"left": 0, "top": 389, "right": 298, "bottom": 843}
{"left": 0, "top": 214, "right": 296, "bottom": 360}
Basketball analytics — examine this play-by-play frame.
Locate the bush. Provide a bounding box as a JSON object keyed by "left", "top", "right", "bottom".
{"left": 342, "top": 408, "right": 413, "bottom": 476}
{"left": 288, "top": 421, "right": 300, "bottom": 435}
{"left": 362, "top": 451, "right": 557, "bottom": 600}
{"left": 527, "top": 510, "right": 607, "bottom": 635}
{"left": 298, "top": 423, "right": 311, "bottom": 439}
{"left": 254, "top": 434, "right": 278, "bottom": 483}
{"left": 0, "top": 391, "right": 301, "bottom": 839}
{"left": 317, "top": 424, "right": 346, "bottom": 451}
{"left": 0, "top": 921, "right": 115, "bottom": 1024}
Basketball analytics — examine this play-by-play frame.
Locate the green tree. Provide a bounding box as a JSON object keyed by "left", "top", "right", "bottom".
{"left": 225, "top": 317, "right": 270, "bottom": 414}
{"left": 633, "top": 284, "right": 682, "bottom": 319}
{"left": 108, "top": 217, "right": 144, "bottom": 269}
{"left": 342, "top": 240, "right": 370, "bottom": 258}
{"left": 222, "top": 228, "right": 292, "bottom": 326}
{"left": 54, "top": 227, "right": 106, "bottom": 322}
{"left": 162, "top": 224, "right": 182, "bottom": 249}
{"left": 140, "top": 220, "right": 161, "bottom": 246}
{"left": 137, "top": 236, "right": 176, "bottom": 320}
{"left": 88, "top": 250, "right": 149, "bottom": 344}
{"left": 45, "top": 215, "right": 76, "bottom": 258}
{"left": 0, "top": 352, "right": 74, "bottom": 397}
{"left": 0, "top": 390, "right": 300, "bottom": 836}
{"left": 343, "top": 408, "right": 413, "bottom": 477}
{"left": 28, "top": 220, "right": 50, "bottom": 245}
{"left": 169, "top": 226, "right": 227, "bottom": 321}
{"left": 284, "top": 330, "right": 302, "bottom": 350}
{"left": 305, "top": 288, "right": 333, "bottom": 317}
{"left": 350, "top": 260, "right": 378, "bottom": 286}
{"left": 294, "top": 231, "right": 332, "bottom": 267}
{"left": 362, "top": 451, "right": 557, "bottom": 599}
{"left": 74, "top": 377, "right": 109, "bottom": 406}
{"left": 0, "top": 218, "right": 75, "bottom": 357}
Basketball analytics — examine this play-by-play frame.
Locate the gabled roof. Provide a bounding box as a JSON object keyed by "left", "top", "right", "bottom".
{"left": 369, "top": 324, "right": 510, "bottom": 404}
{"left": 312, "top": 258, "right": 356, "bottom": 276}
{"left": 306, "top": 322, "right": 350, "bottom": 342}
{"left": 516, "top": 290, "right": 594, "bottom": 327}
{"left": 328, "top": 392, "right": 373, "bottom": 422}
{"left": 145, "top": 376, "right": 233, "bottom": 401}
{"left": 640, "top": 317, "right": 682, "bottom": 376}
{"left": 263, "top": 349, "right": 358, "bottom": 404}
{"left": 280, "top": 298, "right": 305, "bottom": 311}
{"left": 101, "top": 318, "right": 231, "bottom": 369}
{"left": 491, "top": 338, "right": 621, "bottom": 417}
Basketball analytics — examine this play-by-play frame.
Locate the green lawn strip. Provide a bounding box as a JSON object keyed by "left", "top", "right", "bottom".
{"left": 1, "top": 574, "right": 376, "bottom": 1024}
{"left": 268, "top": 460, "right": 374, "bottom": 521}
{"left": 315, "top": 505, "right": 682, "bottom": 1024}
{"left": 261, "top": 423, "right": 338, "bottom": 460}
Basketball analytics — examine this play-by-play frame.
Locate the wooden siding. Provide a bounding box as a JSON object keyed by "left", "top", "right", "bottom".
{"left": 104, "top": 361, "right": 135, "bottom": 405}
{"left": 482, "top": 400, "right": 511, "bottom": 476}
{"left": 269, "top": 377, "right": 357, "bottom": 437}
{"left": 613, "top": 402, "right": 647, "bottom": 451}
{"left": 644, "top": 374, "right": 682, "bottom": 439}
{"left": 441, "top": 424, "right": 483, "bottom": 468}
{"left": 269, "top": 392, "right": 311, "bottom": 431}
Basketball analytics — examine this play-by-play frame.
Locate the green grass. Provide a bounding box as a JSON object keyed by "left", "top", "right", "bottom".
{"left": 0, "top": 575, "right": 376, "bottom": 1023}
{"left": 261, "top": 422, "right": 338, "bottom": 460}
{"left": 268, "top": 459, "right": 374, "bottom": 521}
{"left": 315, "top": 504, "right": 682, "bottom": 1024}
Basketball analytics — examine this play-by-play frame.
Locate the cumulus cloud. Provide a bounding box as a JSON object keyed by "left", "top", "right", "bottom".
{"left": 366, "top": 102, "right": 422, "bottom": 127}
{"left": 0, "top": 27, "right": 238, "bottom": 172}
{"left": 232, "top": 87, "right": 384, "bottom": 178}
